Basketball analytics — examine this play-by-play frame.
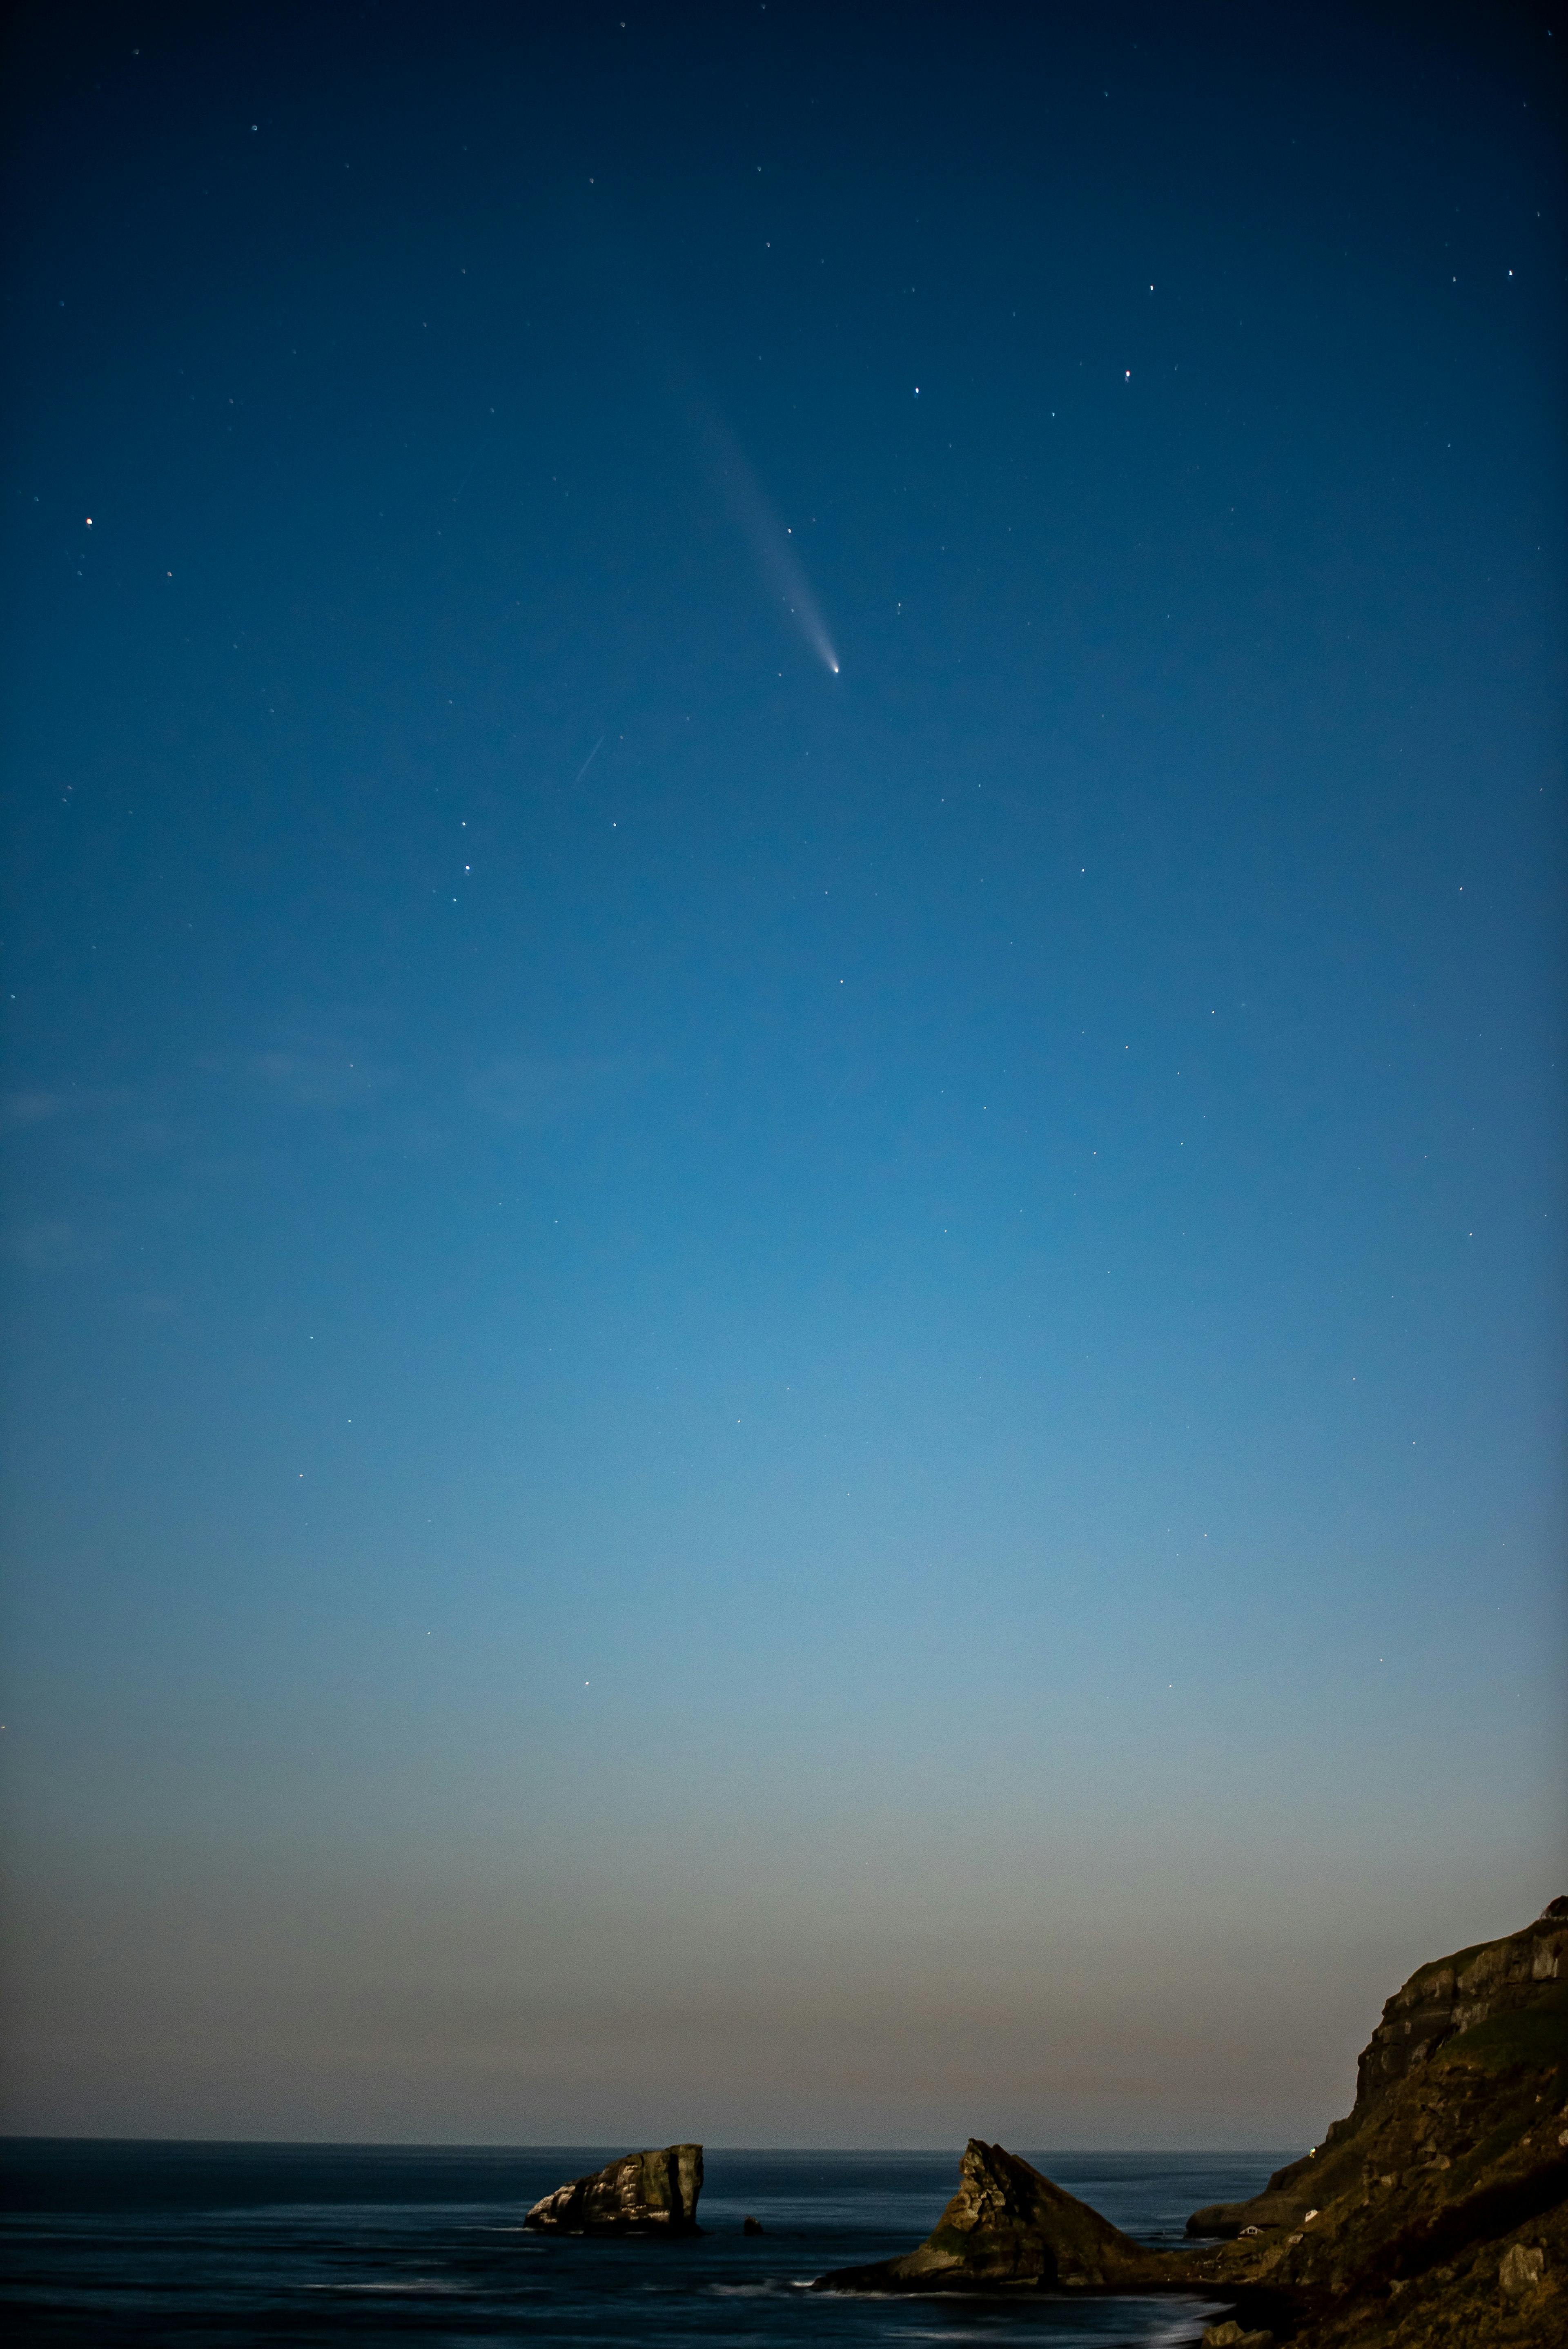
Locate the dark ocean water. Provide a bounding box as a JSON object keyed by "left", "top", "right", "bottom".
{"left": 0, "top": 2141, "right": 1287, "bottom": 2347}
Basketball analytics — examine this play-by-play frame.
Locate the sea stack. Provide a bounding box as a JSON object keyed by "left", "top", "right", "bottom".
{"left": 813, "top": 2137, "right": 1191, "bottom": 2293}
{"left": 523, "top": 2143, "right": 704, "bottom": 2235}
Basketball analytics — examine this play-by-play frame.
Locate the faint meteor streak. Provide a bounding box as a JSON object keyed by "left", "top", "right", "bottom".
{"left": 573, "top": 734, "right": 606, "bottom": 785}
{"left": 451, "top": 428, "right": 492, "bottom": 505}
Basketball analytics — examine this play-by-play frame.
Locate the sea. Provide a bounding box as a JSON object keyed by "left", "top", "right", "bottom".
{"left": 0, "top": 2142, "right": 1287, "bottom": 2347}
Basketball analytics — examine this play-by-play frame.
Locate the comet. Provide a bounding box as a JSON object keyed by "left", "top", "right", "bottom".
{"left": 608, "top": 259, "right": 842, "bottom": 676}
{"left": 699, "top": 403, "right": 840, "bottom": 676}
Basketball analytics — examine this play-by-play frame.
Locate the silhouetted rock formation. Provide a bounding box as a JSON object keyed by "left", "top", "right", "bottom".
{"left": 814, "top": 1900, "right": 1568, "bottom": 2347}
{"left": 523, "top": 2143, "right": 703, "bottom": 2235}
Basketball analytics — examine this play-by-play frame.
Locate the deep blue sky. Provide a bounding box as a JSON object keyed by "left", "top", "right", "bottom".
{"left": 3, "top": 0, "right": 1564, "bottom": 2145}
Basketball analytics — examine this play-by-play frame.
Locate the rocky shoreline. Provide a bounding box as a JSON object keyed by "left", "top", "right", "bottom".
{"left": 814, "top": 1897, "right": 1567, "bottom": 2345}
{"left": 521, "top": 1899, "right": 1566, "bottom": 2343}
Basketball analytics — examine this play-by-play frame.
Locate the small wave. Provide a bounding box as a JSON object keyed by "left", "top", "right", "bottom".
{"left": 888, "top": 2331, "right": 1094, "bottom": 2345}
{"left": 1145, "top": 2311, "right": 1229, "bottom": 2346}
{"left": 892, "top": 2325, "right": 1206, "bottom": 2347}
{"left": 320, "top": 2278, "right": 470, "bottom": 2296}
{"left": 807, "top": 2285, "right": 901, "bottom": 2298}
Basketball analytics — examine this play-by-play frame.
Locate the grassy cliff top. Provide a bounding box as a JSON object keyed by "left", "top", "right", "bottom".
{"left": 1432, "top": 1977, "right": 1568, "bottom": 2078}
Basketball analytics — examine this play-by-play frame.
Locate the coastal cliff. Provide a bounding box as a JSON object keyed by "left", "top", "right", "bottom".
{"left": 1194, "top": 1895, "right": 1568, "bottom": 2239}
{"left": 1187, "top": 1899, "right": 1568, "bottom": 2345}
{"left": 523, "top": 2143, "right": 704, "bottom": 2234}
{"left": 815, "top": 1899, "right": 1568, "bottom": 2344}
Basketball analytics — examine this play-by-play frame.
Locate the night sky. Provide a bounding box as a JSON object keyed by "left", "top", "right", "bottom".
{"left": 3, "top": 2, "right": 1564, "bottom": 2147}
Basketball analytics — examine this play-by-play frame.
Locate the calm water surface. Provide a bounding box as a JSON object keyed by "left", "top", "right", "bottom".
{"left": 1, "top": 2142, "right": 1286, "bottom": 2347}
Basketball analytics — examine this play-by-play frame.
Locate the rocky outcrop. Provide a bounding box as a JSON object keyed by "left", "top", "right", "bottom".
{"left": 1181, "top": 1899, "right": 1568, "bottom": 2347}
{"left": 813, "top": 2137, "right": 1204, "bottom": 2293}
{"left": 523, "top": 2143, "right": 703, "bottom": 2235}
{"left": 1188, "top": 1899, "right": 1568, "bottom": 2244}
{"left": 813, "top": 1899, "right": 1568, "bottom": 2349}
{"left": 1346, "top": 1899, "right": 1564, "bottom": 2122}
